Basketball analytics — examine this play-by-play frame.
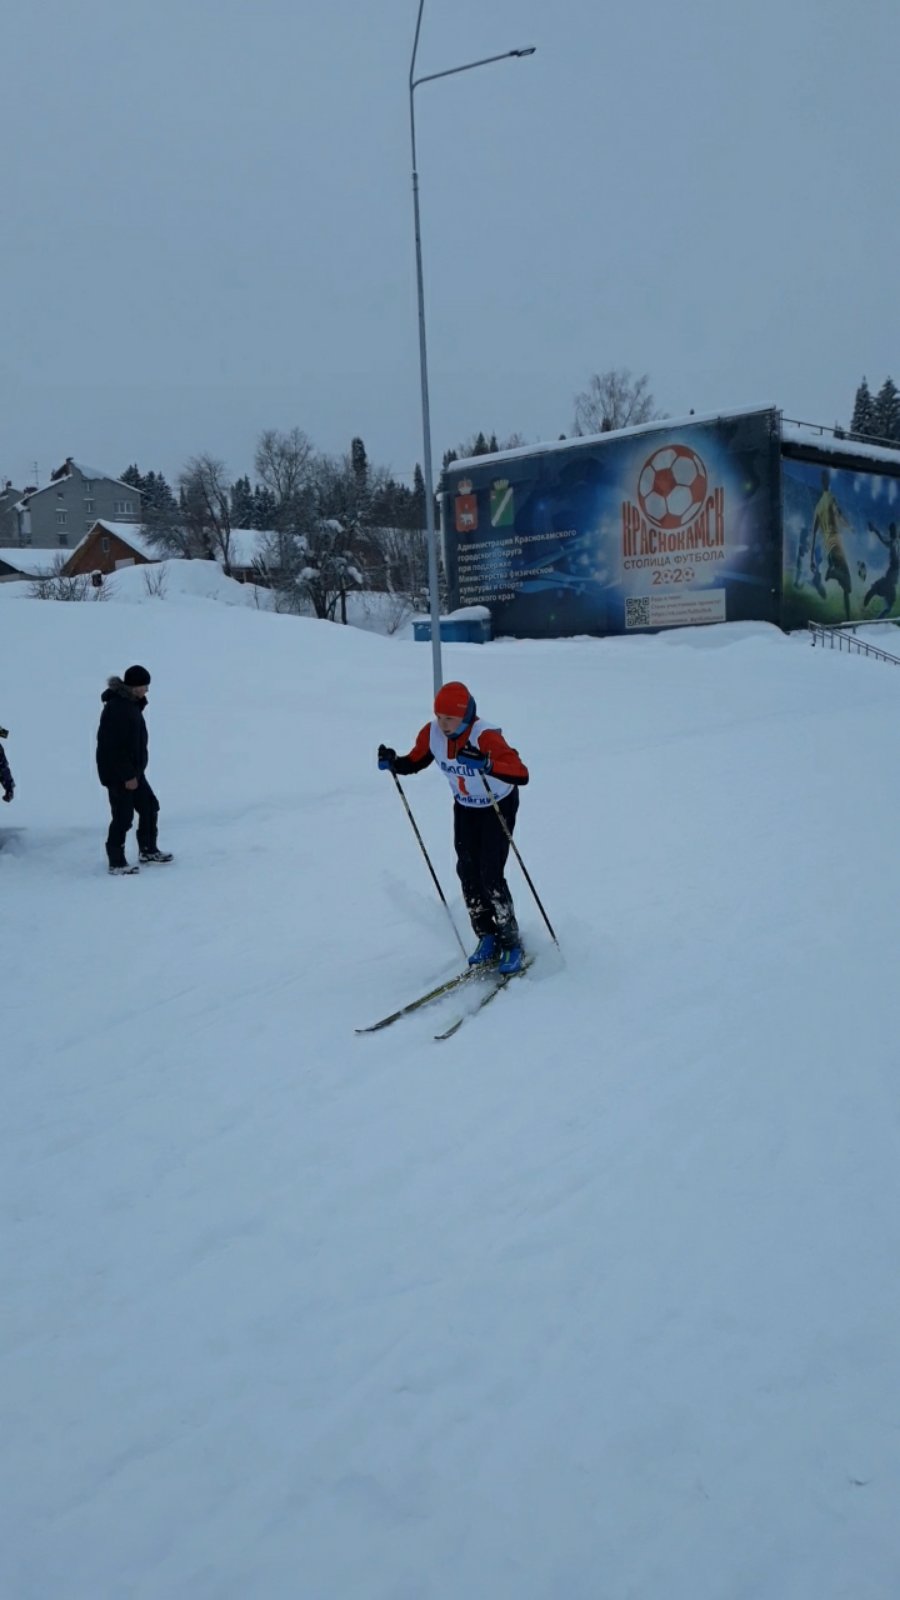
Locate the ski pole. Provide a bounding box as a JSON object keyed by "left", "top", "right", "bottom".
{"left": 479, "top": 771, "right": 559, "bottom": 948}
{"left": 389, "top": 771, "right": 468, "bottom": 959}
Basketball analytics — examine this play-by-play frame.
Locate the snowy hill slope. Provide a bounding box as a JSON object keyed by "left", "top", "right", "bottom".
{"left": 2, "top": 596, "right": 900, "bottom": 1598}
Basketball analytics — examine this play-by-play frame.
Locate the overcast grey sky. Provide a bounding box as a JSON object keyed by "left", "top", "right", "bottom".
{"left": 2, "top": 0, "right": 897, "bottom": 489}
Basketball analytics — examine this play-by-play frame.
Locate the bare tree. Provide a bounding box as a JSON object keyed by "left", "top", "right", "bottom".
{"left": 142, "top": 564, "right": 169, "bottom": 599}
{"left": 252, "top": 530, "right": 308, "bottom": 613}
{"left": 305, "top": 518, "right": 362, "bottom": 623}
{"left": 178, "top": 455, "right": 234, "bottom": 571}
{"left": 362, "top": 522, "right": 428, "bottom": 607}
{"left": 254, "top": 428, "right": 315, "bottom": 521}
{"left": 140, "top": 509, "right": 193, "bottom": 559}
{"left": 255, "top": 520, "right": 361, "bottom": 622}
{"left": 29, "top": 555, "right": 110, "bottom": 601}
{"left": 573, "top": 369, "right": 661, "bottom": 436}
{"left": 250, "top": 429, "right": 432, "bottom": 623}
{"left": 355, "top": 586, "right": 418, "bottom": 636}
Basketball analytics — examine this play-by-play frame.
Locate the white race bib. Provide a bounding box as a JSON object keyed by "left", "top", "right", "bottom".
{"left": 429, "top": 718, "right": 514, "bottom": 808}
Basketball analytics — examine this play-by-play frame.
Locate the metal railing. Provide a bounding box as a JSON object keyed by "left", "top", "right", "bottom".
{"left": 808, "top": 621, "right": 900, "bottom": 665}
{"left": 782, "top": 416, "right": 900, "bottom": 454}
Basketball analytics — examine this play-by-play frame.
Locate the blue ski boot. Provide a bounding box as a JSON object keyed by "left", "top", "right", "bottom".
{"left": 497, "top": 943, "right": 524, "bottom": 976}
{"left": 468, "top": 934, "right": 497, "bottom": 967}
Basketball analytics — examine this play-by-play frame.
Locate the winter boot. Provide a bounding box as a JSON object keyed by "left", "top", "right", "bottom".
{"left": 468, "top": 934, "right": 497, "bottom": 967}
{"left": 139, "top": 849, "right": 174, "bottom": 864}
{"left": 497, "top": 943, "right": 525, "bottom": 976}
{"left": 109, "top": 863, "right": 140, "bottom": 876}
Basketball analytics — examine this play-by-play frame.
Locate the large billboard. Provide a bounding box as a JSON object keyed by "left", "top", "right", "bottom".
{"left": 443, "top": 408, "right": 782, "bottom": 638}
{"left": 781, "top": 451, "right": 900, "bottom": 628}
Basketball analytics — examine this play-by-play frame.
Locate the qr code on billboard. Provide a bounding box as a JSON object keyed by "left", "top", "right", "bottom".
{"left": 625, "top": 597, "right": 651, "bottom": 629}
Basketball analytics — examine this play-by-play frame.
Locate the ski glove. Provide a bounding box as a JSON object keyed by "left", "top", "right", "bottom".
{"left": 457, "top": 745, "right": 491, "bottom": 775}
{"left": 378, "top": 744, "right": 397, "bottom": 772}
{"left": 2, "top": 783, "right": 12, "bottom": 803}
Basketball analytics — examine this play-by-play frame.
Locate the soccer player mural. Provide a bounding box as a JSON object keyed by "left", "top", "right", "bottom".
{"left": 781, "top": 454, "right": 900, "bottom": 629}
{"left": 442, "top": 407, "right": 783, "bottom": 639}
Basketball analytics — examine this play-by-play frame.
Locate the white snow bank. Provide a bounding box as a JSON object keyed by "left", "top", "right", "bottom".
{"left": 0, "top": 560, "right": 428, "bottom": 637}
{"left": 2, "top": 606, "right": 900, "bottom": 1598}
{"left": 104, "top": 557, "right": 270, "bottom": 607}
{"left": 0, "top": 557, "right": 272, "bottom": 610}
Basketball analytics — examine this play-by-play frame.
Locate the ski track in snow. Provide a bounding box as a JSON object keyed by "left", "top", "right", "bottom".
{"left": 2, "top": 591, "right": 900, "bottom": 1598}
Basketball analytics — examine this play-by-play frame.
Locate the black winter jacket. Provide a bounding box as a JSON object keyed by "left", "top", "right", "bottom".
{"left": 96, "top": 679, "right": 149, "bottom": 787}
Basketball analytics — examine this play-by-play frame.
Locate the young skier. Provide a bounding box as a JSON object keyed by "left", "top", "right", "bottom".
{"left": 378, "top": 680, "right": 529, "bottom": 974}
{"left": 96, "top": 665, "right": 173, "bottom": 875}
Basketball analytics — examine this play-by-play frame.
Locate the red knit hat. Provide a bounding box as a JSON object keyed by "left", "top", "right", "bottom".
{"left": 434, "top": 681, "right": 476, "bottom": 733}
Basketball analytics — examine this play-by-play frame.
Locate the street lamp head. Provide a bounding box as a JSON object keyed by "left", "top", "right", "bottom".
{"left": 511, "top": 47, "right": 537, "bottom": 57}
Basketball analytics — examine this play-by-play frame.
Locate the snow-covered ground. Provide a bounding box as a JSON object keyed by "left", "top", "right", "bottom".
{"left": 2, "top": 587, "right": 900, "bottom": 1599}
{"left": 0, "top": 556, "right": 420, "bottom": 637}
{"left": 0, "top": 558, "right": 270, "bottom": 611}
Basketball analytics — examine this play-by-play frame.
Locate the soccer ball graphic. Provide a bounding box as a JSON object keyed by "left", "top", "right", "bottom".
{"left": 638, "top": 445, "right": 708, "bottom": 530}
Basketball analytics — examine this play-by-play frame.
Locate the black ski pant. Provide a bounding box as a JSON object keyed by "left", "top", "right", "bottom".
{"left": 104, "top": 777, "right": 159, "bottom": 866}
{"left": 453, "top": 789, "right": 520, "bottom": 948}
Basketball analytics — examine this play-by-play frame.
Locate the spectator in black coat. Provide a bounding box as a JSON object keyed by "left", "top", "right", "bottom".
{"left": 96, "top": 666, "right": 172, "bottom": 874}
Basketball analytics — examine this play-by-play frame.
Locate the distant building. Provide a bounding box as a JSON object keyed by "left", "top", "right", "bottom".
{"left": 61, "top": 520, "right": 158, "bottom": 577}
{"left": 15, "top": 459, "right": 142, "bottom": 549}
{"left": 225, "top": 528, "right": 274, "bottom": 582}
{"left": 0, "top": 482, "right": 22, "bottom": 544}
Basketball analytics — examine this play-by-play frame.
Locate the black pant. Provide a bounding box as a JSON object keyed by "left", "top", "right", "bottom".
{"left": 105, "top": 777, "right": 159, "bottom": 866}
{"left": 453, "top": 789, "right": 520, "bottom": 948}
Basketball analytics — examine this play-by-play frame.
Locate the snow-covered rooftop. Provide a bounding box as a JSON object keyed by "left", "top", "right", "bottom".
{"left": 443, "top": 404, "right": 778, "bottom": 475}
{"left": 25, "top": 461, "right": 142, "bottom": 499}
{"left": 69, "top": 462, "right": 125, "bottom": 483}
{"left": 781, "top": 422, "right": 900, "bottom": 472}
{"left": 0, "top": 547, "right": 65, "bottom": 575}
{"left": 442, "top": 409, "right": 900, "bottom": 483}
{"left": 227, "top": 528, "right": 273, "bottom": 568}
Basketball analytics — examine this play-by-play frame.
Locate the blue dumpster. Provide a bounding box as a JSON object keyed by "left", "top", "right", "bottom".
{"left": 413, "top": 612, "right": 492, "bottom": 645}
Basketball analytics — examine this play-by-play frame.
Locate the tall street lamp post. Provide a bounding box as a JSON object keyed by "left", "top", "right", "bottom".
{"left": 409, "top": 2, "right": 535, "bottom": 693}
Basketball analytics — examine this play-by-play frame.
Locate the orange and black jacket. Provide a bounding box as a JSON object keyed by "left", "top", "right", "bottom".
{"left": 393, "top": 721, "right": 529, "bottom": 785}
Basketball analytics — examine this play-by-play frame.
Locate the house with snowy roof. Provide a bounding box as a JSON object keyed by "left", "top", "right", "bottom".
{"left": 14, "top": 459, "right": 142, "bottom": 550}
{"left": 59, "top": 522, "right": 278, "bottom": 581}
{"left": 60, "top": 520, "right": 159, "bottom": 577}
